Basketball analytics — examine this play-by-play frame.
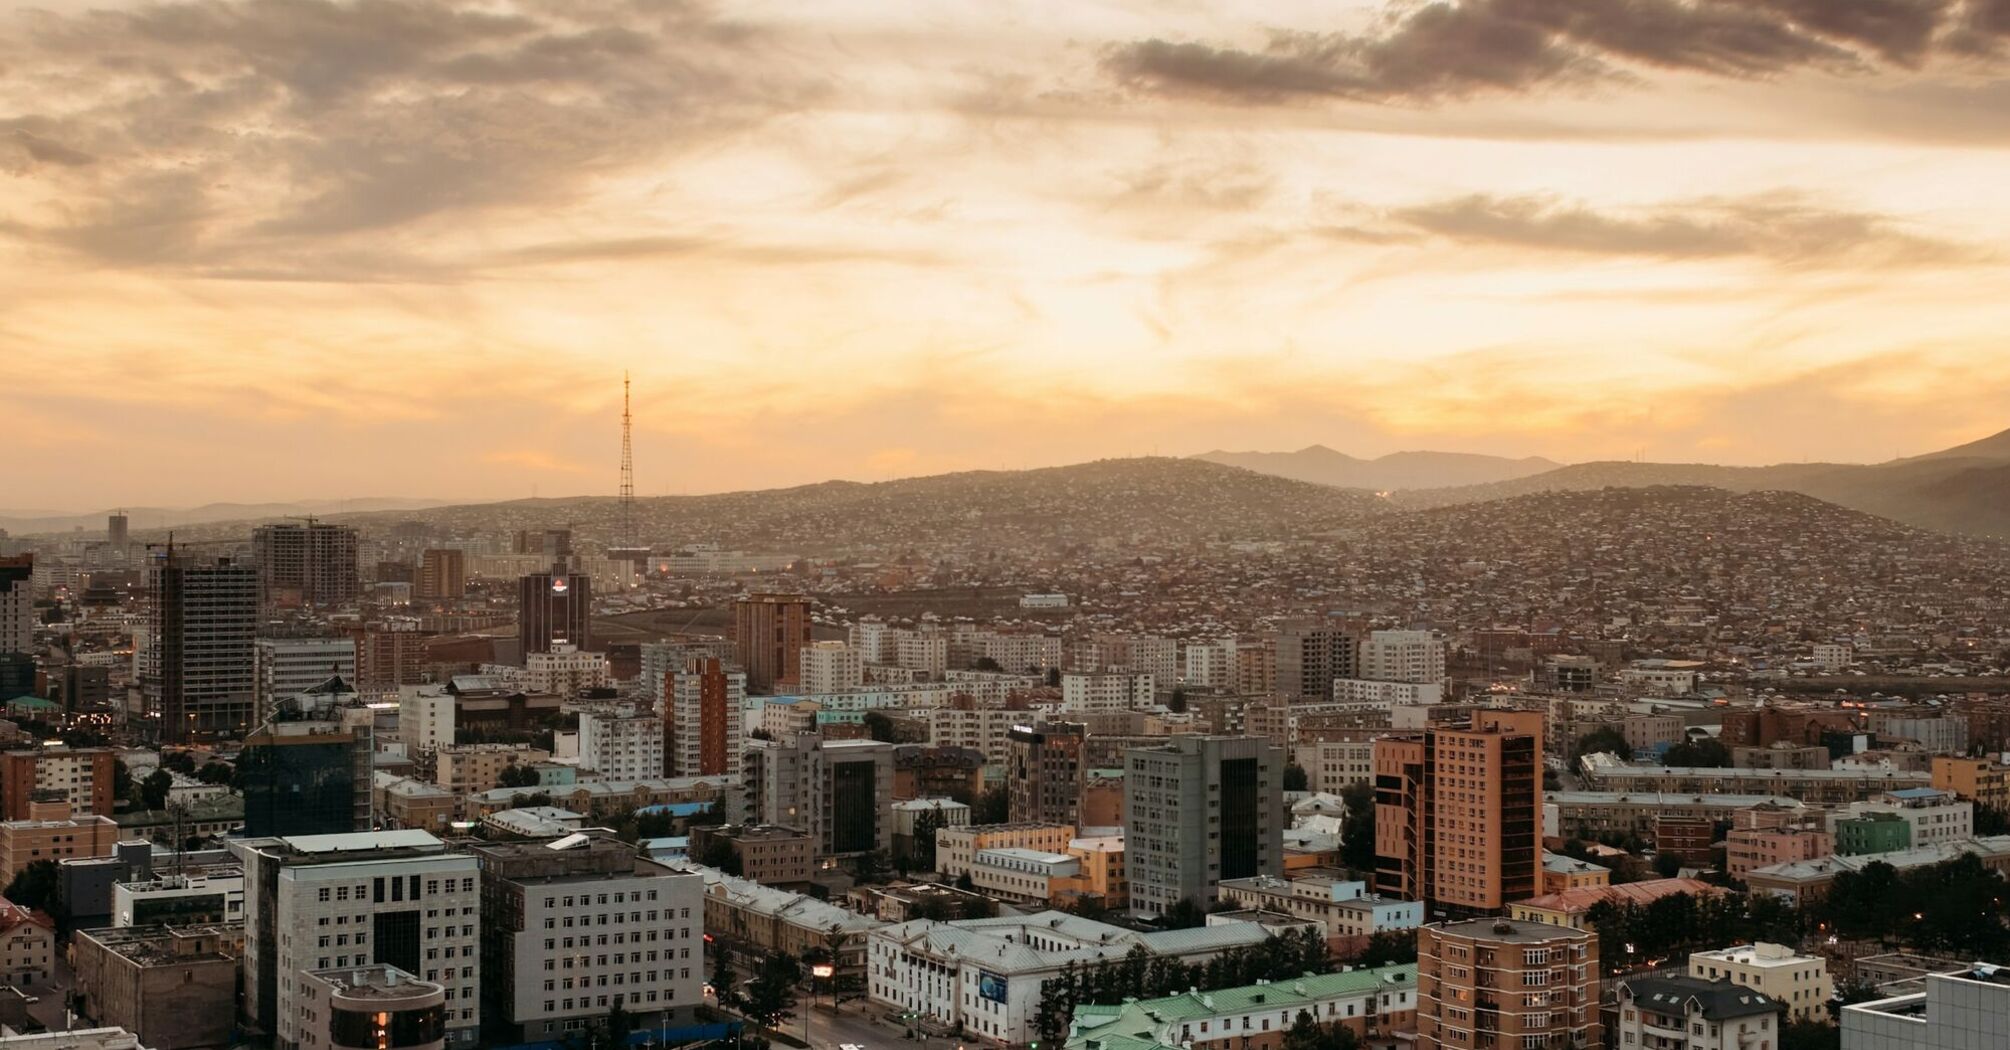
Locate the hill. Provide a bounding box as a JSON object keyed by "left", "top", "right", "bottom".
{"left": 1194, "top": 446, "right": 1560, "bottom": 489}
{"left": 0, "top": 497, "right": 470, "bottom": 536}
{"left": 1372, "top": 428, "right": 2010, "bottom": 539}
{"left": 313, "top": 457, "right": 1388, "bottom": 553}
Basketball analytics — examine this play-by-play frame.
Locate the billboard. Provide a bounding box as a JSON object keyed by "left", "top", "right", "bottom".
{"left": 978, "top": 971, "right": 1009, "bottom": 1003}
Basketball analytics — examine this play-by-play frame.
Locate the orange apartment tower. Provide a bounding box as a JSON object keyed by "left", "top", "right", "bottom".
{"left": 1376, "top": 709, "right": 1545, "bottom": 915}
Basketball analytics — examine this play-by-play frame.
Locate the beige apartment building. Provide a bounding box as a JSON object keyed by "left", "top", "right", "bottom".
{"left": 0, "top": 801, "right": 120, "bottom": 881}
{"left": 934, "top": 822, "right": 1075, "bottom": 878}
{"left": 1689, "top": 942, "right": 1833, "bottom": 1023}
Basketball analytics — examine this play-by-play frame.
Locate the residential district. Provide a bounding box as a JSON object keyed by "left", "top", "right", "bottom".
{"left": 0, "top": 483, "right": 2006, "bottom": 1050}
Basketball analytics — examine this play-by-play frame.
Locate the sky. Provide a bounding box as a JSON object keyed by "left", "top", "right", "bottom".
{"left": 7, "top": 0, "right": 2010, "bottom": 508}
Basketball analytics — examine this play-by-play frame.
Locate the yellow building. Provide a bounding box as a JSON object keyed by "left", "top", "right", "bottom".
{"left": 1690, "top": 943, "right": 1834, "bottom": 1023}
{"left": 1054, "top": 833, "right": 1127, "bottom": 908}
{"left": 1541, "top": 851, "right": 1612, "bottom": 893}
{"left": 1931, "top": 755, "right": 2010, "bottom": 813}
{"left": 933, "top": 822, "right": 1074, "bottom": 877}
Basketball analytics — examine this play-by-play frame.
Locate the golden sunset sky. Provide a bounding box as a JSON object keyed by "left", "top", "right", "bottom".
{"left": 6, "top": 0, "right": 2010, "bottom": 506}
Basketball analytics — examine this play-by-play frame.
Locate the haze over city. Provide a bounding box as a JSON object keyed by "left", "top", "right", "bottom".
{"left": 10, "top": 0, "right": 2010, "bottom": 506}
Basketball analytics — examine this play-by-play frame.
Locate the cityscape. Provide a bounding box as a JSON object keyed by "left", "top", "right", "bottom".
{"left": 7, "top": 3, "right": 2010, "bottom": 1050}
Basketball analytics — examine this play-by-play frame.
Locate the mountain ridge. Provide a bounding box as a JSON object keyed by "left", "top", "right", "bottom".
{"left": 1193, "top": 446, "right": 1562, "bottom": 490}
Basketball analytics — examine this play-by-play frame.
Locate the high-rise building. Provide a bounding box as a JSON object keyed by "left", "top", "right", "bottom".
{"left": 517, "top": 570, "right": 591, "bottom": 655}
{"left": 352, "top": 627, "right": 428, "bottom": 692}
{"left": 580, "top": 706, "right": 662, "bottom": 781}
{"left": 799, "top": 640, "right": 864, "bottom": 694}
{"left": 232, "top": 829, "right": 481, "bottom": 1049}
{"left": 733, "top": 594, "right": 811, "bottom": 693}
{"left": 1416, "top": 918, "right": 1600, "bottom": 1050}
{"left": 298, "top": 965, "right": 447, "bottom": 1050}
{"left": 0, "top": 555, "right": 34, "bottom": 656}
{"left": 251, "top": 522, "right": 360, "bottom": 608}
{"left": 237, "top": 698, "right": 373, "bottom": 839}
{"left": 1123, "top": 735, "right": 1285, "bottom": 917}
{"left": 106, "top": 512, "right": 129, "bottom": 548}
{"left": 1842, "top": 967, "right": 2010, "bottom": 1050}
{"left": 665, "top": 657, "right": 745, "bottom": 777}
{"left": 0, "top": 746, "right": 117, "bottom": 820}
{"left": 1007, "top": 722, "right": 1087, "bottom": 827}
{"left": 471, "top": 832, "right": 704, "bottom": 1043}
{"left": 146, "top": 551, "right": 259, "bottom": 743}
{"left": 1273, "top": 620, "right": 1362, "bottom": 700}
{"left": 1376, "top": 710, "right": 1545, "bottom": 914}
{"left": 1181, "top": 636, "right": 1238, "bottom": 689}
{"left": 416, "top": 548, "right": 466, "bottom": 600}
{"left": 1359, "top": 630, "right": 1448, "bottom": 684}
{"left": 1060, "top": 671, "right": 1155, "bottom": 712}
{"left": 745, "top": 734, "right": 894, "bottom": 859}
{"left": 255, "top": 637, "right": 358, "bottom": 722}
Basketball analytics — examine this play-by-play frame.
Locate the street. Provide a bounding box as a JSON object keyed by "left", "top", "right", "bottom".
{"left": 796, "top": 996, "right": 967, "bottom": 1050}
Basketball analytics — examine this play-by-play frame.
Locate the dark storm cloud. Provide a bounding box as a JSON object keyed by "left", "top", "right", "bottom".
{"left": 1393, "top": 193, "right": 1983, "bottom": 266}
{"left": 0, "top": 0, "right": 805, "bottom": 276}
{"left": 1105, "top": 0, "right": 1997, "bottom": 104}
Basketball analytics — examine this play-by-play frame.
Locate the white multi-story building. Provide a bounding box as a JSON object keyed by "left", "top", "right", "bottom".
{"left": 526, "top": 644, "right": 611, "bottom": 696}
{"left": 1216, "top": 873, "right": 1421, "bottom": 940}
{"left": 1690, "top": 942, "right": 1833, "bottom": 1022}
{"left": 255, "top": 637, "right": 357, "bottom": 718}
{"left": 232, "top": 829, "right": 483, "bottom": 1049}
{"left": 917, "top": 705, "right": 1022, "bottom": 764}
{"left": 1357, "top": 630, "right": 1446, "bottom": 685}
{"left": 471, "top": 832, "right": 705, "bottom": 1043}
{"left": 951, "top": 627, "right": 1061, "bottom": 674}
{"left": 397, "top": 686, "right": 455, "bottom": 754}
{"left": 1832, "top": 788, "right": 1973, "bottom": 849}
{"left": 1292, "top": 740, "right": 1379, "bottom": 794}
{"left": 113, "top": 870, "right": 246, "bottom": 927}
{"left": 1814, "top": 643, "right": 1854, "bottom": 672}
{"left": 1181, "top": 637, "right": 1238, "bottom": 689}
{"left": 1330, "top": 678, "right": 1443, "bottom": 708}
{"left": 1061, "top": 672, "right": 1154, "bottom": 713}
{"left": 1843, "top": 967, "right": 2010, "bottom": 1050}
{"left": 799, "top": 641, "right": 864, "bottom": 695}
{"left": 850, "top": 619, "right": 895, "bottom": 663}
{"left": 580, "top": 707, "right": 663, "bottom": 781}
{"left": 867, "top": 911, "right": 1278, "bottom": 1044}
{"left": 894, "top": 628, "right": 949, "bottom": 677}
{"left": 1615, "top": 975, "right": 1783, "bottom": 1050}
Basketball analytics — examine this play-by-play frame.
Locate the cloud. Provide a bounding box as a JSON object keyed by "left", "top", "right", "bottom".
{"left": 1103, "top": 0, "right": 1993, "bottom": 105}
{"left": 1390, "top": 192, "right": 1983, "bottom": 266}
{"left": 0, "top": 0, "right": 806, "bottom": 277}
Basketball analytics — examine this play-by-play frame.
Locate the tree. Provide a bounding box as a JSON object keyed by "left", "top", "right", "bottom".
{"left": 140, "top": 769, "right": 173, "bottom": 812}
{"left": 1160, "top": 897, "right": 1206, "bottom": 930}
{"left": 607, "top": 998, "right": 634, "bottom": 1048}
{"left": 1282, "top": 764, "right": 1309, "bottom": 792}
{"left": 973, "top": 784, "right": 1011, "bottom": 824}
{"left": 1779, "top": 1018, "right": 1839, "bottom": 1050}
{"left": 498, "top": 763, "right": 542, "bottom": 788}
{"left": 863, "top": 711, "right": 898, "bottom": 744}
{"left": 698, "top": 838, "right": 743, "bottom": 876}
{"left": 1356, "top": 929, "right": 1418, "bottom": 968}
{"left": 1653, "top": 853, "right": 1685, "bottom": 878}
{"left": 1339, "top": 782, "right": 1376, "bottom": 872}
{"left": 1166, "top": 689, "right": 1188, "bottom": 714}
{"left": 111, "top": 759, "right": 133, "bottom": 805}
{"left": 743, "top": 952, "right": 800, "bottom": 1027}
{"left": 1572, "top": 727, "right": 1631, "bottom": 764}
{"left": 973, "top": 656, "right": 1004, "bottom": 672}
{"left": 849, "top": 849, "right": 890, "bottom": 883}
{"left": 161, "top": 751, "right": 196, "bottom": 775}
{"left": 907, "top": 807, "right": 948, "bottom": 872}
{"left": 1283, "top": 1009, "right": 1359, "bottom": 1050}
{"left": 3, "top": 860, "right": 58, "bottom": 913}
{"left": 1663, "top": 737, "right": 1733, "bottom": 768}
{"left": 1032, "top": 973, "right": 1076, "bottom": 1048}
{"left": 195, "top": 761, "right": 234, "bottom": 786}
{"left": 711, "top": 944, "right": 744, "bottom": 1010}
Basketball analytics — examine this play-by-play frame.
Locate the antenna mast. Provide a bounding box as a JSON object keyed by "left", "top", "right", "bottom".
{"left": 619, "top": 371, "right": 635, "bottom": 547}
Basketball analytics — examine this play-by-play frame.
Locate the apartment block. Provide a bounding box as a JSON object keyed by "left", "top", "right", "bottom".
{"left": 70, "top": 923, "right": 243, "bottom": 1050}
{"left": 1689, "top": 942, "right": 1833, "bottom": 1023}
{"left": 1377, "top": 711, "right": 1544, "bottom": 914}
{"left": 1125, "top": 735, "right": 1285, "bottom": 917}
{"left": 0, "top": 746, "right": 116, "bottom": 820}
{"left": 1416, "top": 919, "right": 1599, "bottom": 1050}
{"left": 1007, "top": 722, "right": 1087, "bottom": 827}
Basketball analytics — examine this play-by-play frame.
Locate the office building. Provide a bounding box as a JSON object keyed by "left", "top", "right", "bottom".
{"left": 665, "top": 657, "right": 744, "bottom": 778}
{"left": 1689, "top": 943, "right": 1832, "bottom": 1022}
{"left": 106, "top": 513, "right": 129, "bottom": 548}
{"left": 934, "top": 823, "right": 1076, "bottom": 878}
{"left": 146, "top": 551, "right": 259, "bottom": 743}
{"left": 416, "top": 549, "right": 466, "bottom": 600}
{"left": 1181, "top": 636, "right": 1238, "bottom": 689}
{"left": 398, "top": 687, "right": 455, "bottom": 755}
{"left": 1007, "top": 722, "right": 1087, "bottom": 827}
{"left": 71, "top": 923, "right": 242, "bottom": 1050}
{"left": 113, "top": 869, "right": 245, "bottom": 927}
{"left": 1613, "top": 975, "right": 1783, "bottom": 1050}
{"left": 1930, "top": 755, "right": 2010, "bottom": 812}
{"left": 354, "top": 628, "right": 428, "bottom": 692}
{"left": 252, "top": 521, "right": 360, "bottom": 608}
{"left": 1416, "top": 919, "right": 1599, "bottom": 1050}
{"left": 472, "top": 833, "right": 704, "bottom": 1043}
{"left": 232, "top": 829, "right": 481, "bottom": 1049}
{"left": 1124, "top": 735, "right": 1285, "bottom": 917}
{"left": 0, "top": 746, "right": 116, "bottom": 820}
{"left": 517, "top": 570, "right": 591, "bottom": 655}
{"left": 744, "top": 735, "right": 894, "bottom": 860}
{"left": 256, "top": 637, "right": 358, "bottom": 721}
{"left": 1357, "top": 630, "right": 1446, "bottom": 684}
{"left": 0, "top": 556, "right": 30, "bottom": 656}
{"left": 687, "top": 824, "right": 814, "bottom": 885}
{"left": 580, "top": 707, "right": 663, "bottom": 781}
{"left": 238, "top": 700, "right": 373, "bottom": 838}
{"left": 799, "top": 641, "right": 864, "bottom": 694}
{"left": 1274, "top": 620, "right": 1361, "bottom": 700}
{"left": 1842, "top": 966, "right": 2010, "bottom": 1050}
{"left": 918, "top": 703, "right": 1021, "bottom": 765}
{"left": 1376, "top": 711, "right": 1544, "bottom": 914}
{"left": 1216, "top": 872, "right": 1423, "bottom": 941}
{"left": 60, "top": 664, "right": 112, "bottom": 712}
{"left": 733, "top": 594, "right": 811, "bottom": 693}
{"left": 1293, "top": 740, "right": 1378, "bottom": 794}
{"left": 296, "top": 964, "right": 447, "bottom": 1050}
{"left": 430, "top": 744, "right": 550, "bottom": 795}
